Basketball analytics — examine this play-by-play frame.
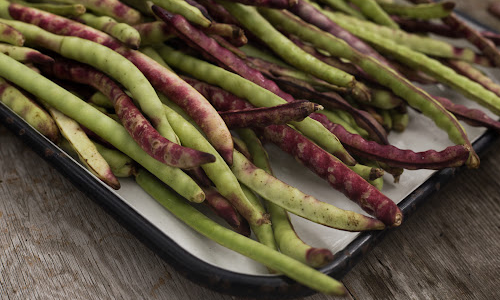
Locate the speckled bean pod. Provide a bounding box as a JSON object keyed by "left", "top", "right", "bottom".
{"left": 261, "top": 8, "right": 477, "bottom": 168}
{"left": 0, "top": 21, "right": 23, "bottom": 45}
{"left": 0, "top": 43, "right": 53, "bottom": 64}
{"left": 0, "top": 76, "right": 59, "bottom": 142}
{"left": 52, "top": 0, "right": 142, "bottom": 24}
{"left": 151, "top": 0, "right": 211, "bottom": 27}
{"left": 41, "top": 59, "right": 216, "bottom": 169}
{"left": 349, "top": 0, "right": 398, "bottom": 28}
{"left": 157, "top": 45, "right": 356, "bottom": 165}
{"left": 378, "top": 1, "right": 455, "bottom": 20}
{"left": 0, "top": 53, "right": 205, "bottom": 202}
{"left": 77, "top": 13, "right": 141, "bottom": 49}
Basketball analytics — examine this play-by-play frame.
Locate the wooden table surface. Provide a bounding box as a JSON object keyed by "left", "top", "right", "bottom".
{"left": 1, "top": 1, "right": 500, "bottom": 299}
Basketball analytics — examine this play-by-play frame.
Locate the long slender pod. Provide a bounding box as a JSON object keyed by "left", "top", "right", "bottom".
{"left": 322, "top": 14, "right": 500, "bottom": 117}
{"left": 150, "top": 0, "right": 212, "bottom": 27}
{"left": 446, "top": 60, "right": 500, "bottom": 98}
{"left": 182, "top": 76, "right": 399, "bottom": 227}
{"left": 135, "top": 169, "right": 347, "bottom": 296}
{"left": 76, "top": 13, "right": 141, "bottom": 49}
{"left": 316, "top": 0, "right": 365, "bottom": 19}
{"left": 377, "top": 1, "right": 455, "bottom": 20}
{"left": 0, "top": 53, "right": 205, "bottom": 202}
{"left": 0, "top": 18, "right": 181, "bottom": 145}
{"left": 162, "top": 100, "right": 269, "bottom": 227}
{"left": 313, "top": 117, "right": 470, "bottom": 170}
{"left": 216, "top": 1, "right": 356, "bottom": 89}
{"left": 233, "top": 140, "right": 392, "bottom": 228}
{"left": 40, "top": 59, "right": 216, "bottom": 169}
{"left": 434, "top": 96, "right": 500, "bottom": 133}
{"left": 348, "top": 0, "right": 398, "bottom": 28}
{"left": 157, "top": 45, "right": 357, "bottom": 166}
{"left": 0, "top": 43, "right": 53, "bottom": 64}
{"left": 260, "top": 8, "right": 477, "bottom": 167}
{"left": 12, "top": 1, "right": 86, "bottom": 18}
{"left": 44, "top": 104, "right": 121, "bottom": 189}
{"left": 0, "top": 76, "right": 58, "bottom": 142}
{"left": 324, "top": 11, "right": 485, "bottom": 65}
{"left": 219, "top": 101, "right": 321, "bottom": 128}
{"left": 0, "top": 1, "right": 234, "bottom": 165}
{"left": 237, "top": 128, "right": 334, "bottom": 268}
{"left": 289, "top": 0, "right": 392, "bottom": 67}
{"left": 408, "top": 0, "right": 500, "bottom": 68}
{"left": 51, "top": 0, "right": 142, "bottom": 24}
{"left": 92, "top": 142, "right": 136, "bottom": 178}
{"left": 220, "top": 0, "right": 297, "bottom": 8}
{"left": 0, "top": 21, "right": 23, "bottom": 45}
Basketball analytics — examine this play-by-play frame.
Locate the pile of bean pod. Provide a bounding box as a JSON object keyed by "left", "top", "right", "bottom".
{"left": 1, "top": 0, "right": 500, "bottom": 296}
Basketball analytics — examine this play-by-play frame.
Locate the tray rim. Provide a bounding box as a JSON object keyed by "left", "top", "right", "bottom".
{"left": 0, "top": 11, "right": 498, "bottom": 299}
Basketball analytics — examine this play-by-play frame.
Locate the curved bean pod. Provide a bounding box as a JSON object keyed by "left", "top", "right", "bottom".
{"left": 0, "top": 18, "right": 181, "bottom": 145}
{"left": 45, "top": 104, "right": 120, "bottom": 189}
{"left": 162, "top": 101, "right": 269, "bottom": 226}
{"left": 289, "top": 0, "right": 392, "bottom": 68}
{"left": 232, "top": 150, "right": 387, "bottom": 230}
{"left": 446, "top": 60, "right": 500, "bottom": 98}
{"left": 151, "top": 0, "right": 211, "bottom": 27}
{"left": 136, "top": 169, "right": 348, "bottom": 296}
{"left": 0, "top": 53, "right": 205, "bottom": 202}
{"left": 324, "top": 10, "right": 484, "bottom": 65}
{"left": 434, "top": 96, "right": 500, "bottom": 133}
{"left": 317, "top": 0, "right": 365, "bottom": 19}
{"left": 0, "top": 43, "right": 53, "bottom": 64}
{"left": 158, "top": 45, "right": 356, "bottom": 165}
{"left": 314, "top": 117, "right": 471, "bottom": 170}
{"left": 219, "top": 101, "right": 321, "bottom": 129}
{"left": 0, "top": 21, "right": 23, "bottom": 45}
{"left": 41, "top": 59, "right": 216, "bottom": 169}
{"left": 0, "top": 76, "right": 59, "bottom": 142}
{"left": 92, "top": 142, "right": 136, "bottom": 178}
{"left": 349, "top": 0, "right": 398, "bottom": 28}
{"left": 217, "top": 1, "right": 356, "bottom": 88}
{"left": 261, "top": 8, "right": 477, "bottom": 168}
{"left": 77, "top": 13, "right": 141, "bottom": 49}
{"left": 378, "top": 1, "right": 455, "bottom": 20}
{"left": 13, "top": 1, "right": 86, "bottom": 18}
{"left": 0, "top": 2, "right": 235, "bottom": 165}
{"left": 54, "top": 0, "right": 142, "bottom": 24}
{"left": 237, "top": 128, "right": 334, "bottom": 268}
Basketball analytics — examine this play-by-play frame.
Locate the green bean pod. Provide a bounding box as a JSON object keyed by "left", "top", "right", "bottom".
{"left": 162, "top": 100, "right": 269, "bottom": 227}
{"left": 0, "top": 52, "right": 204, "bottom": 202}
{"left": 0, "top": 76, "right": 59, "bottom": 142}
{"left": 0, "top": 43, "right": 53, "bottom": 64}
{"left": 0, "top": 21, "right": 23, "bottom": 45}
{"left": 349, "top": 0, "right": 399, "bottom": 28}
{"left": 88, "top": 91, "right": 114, "bottom": 109}
{"left": 157, "top": 45, "right": 356, "bottom": 166}
{"left": 51, "top": 0, "right": 142, "bottom": 24}
{"left": 11, "top": 1, "right": 86, "bottom": 18}
{"left": 237, "top": 128, "right": 334, "bottom": 268}
{"left": 324, "top": 11, "right": 482, "bottom": 64}
{"left": 377, "top": 1, "right": 455, "bottom": 20}
{"left": 133, "top": 21, "right": 175, "bottom": 46}
{"left": 92, "top": 142, "right": 136, "bottom": 177}
{"left": 317, "top": 110, "right": 367, "bottom": 137}
{"left": 317, "top": 0, "right": 366, "bottom": 19}
{"left": 0, "top": 19, "right": 179, "bottom": 144}
{"left": 217, "top": 1, "right": 356, "bottom": 89}
{"left": 77, "top": 13, "right": 141, "bottom": 49}
{"left": 135, "top": 169, "right": 347, "bottom": 296}
{"left": 151, "top": 0, "right": 212, "bottom": 27}
{"left": 260, "top": 8, "right": 477, "bottom": 168}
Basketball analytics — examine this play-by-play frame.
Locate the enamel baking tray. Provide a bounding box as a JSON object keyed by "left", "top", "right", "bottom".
{"left": 1, "top": 13, "right": 498, "bottom": 300}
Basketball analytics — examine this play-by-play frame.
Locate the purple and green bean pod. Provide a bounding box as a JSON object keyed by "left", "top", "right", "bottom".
{"left": 0, "top": 21, "right": 23, "bottom": 45}
{"left": 0, "top": 43, "right": 53, "bottom": 64}
{"left": 259, "top": 7, "right": 478, "bottom": 168}
{"left": 51, "top": 0, "right": 142, "bottom": 24}
{"left": 0, "top": 76, "right": 59, "bottom": 142}
{"left": 0, "top": 52, "right": 205, "bottom": 203}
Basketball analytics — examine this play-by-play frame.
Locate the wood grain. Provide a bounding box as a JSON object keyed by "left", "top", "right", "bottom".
{"left": 1, "top": 1, "right": 500, "bottom": 299}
